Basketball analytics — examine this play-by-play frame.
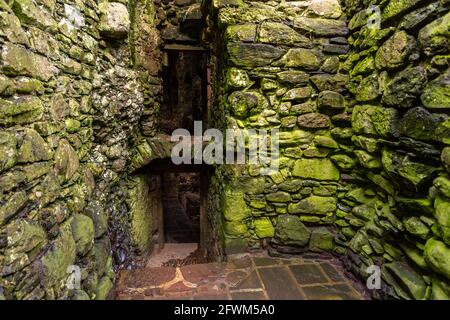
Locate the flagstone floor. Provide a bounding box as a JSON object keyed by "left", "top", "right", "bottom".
{"left": 115, "top": 252, "right": 369, "bottom": 300}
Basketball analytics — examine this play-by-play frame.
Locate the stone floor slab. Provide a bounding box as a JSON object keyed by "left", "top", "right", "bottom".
{"left": 258, "top": 266, "right": 305, "bottom": 300}
{"left": 302, "top": 284, "right": 361, "bottom": 300}
{"left": 289, "top": 264, "right": 329, "bottom": 285}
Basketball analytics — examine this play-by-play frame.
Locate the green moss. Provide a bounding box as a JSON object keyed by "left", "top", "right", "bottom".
{"left": 292, "top": 158, "right": 340, "bottom": 181}
{"left": 421, "top": 69, "right": 450, "bottom": 109}
{"left": 288, "top": 195, "right": 337, "bottom": 215}
{"left": 435, "top": 195, "right": 450, "bottom": 245}
{"left": 309, "top": 227, "right": 334, "bottom": 252}
{"left": 71, "top": 214, "right": 95, "bottom": 256}
{"left": 95, "top": 277, "right": 113, "bottom": 300}
{"left": 265, "top": 191, "right": 291, "bottom": 203}
{"left": 275, "top": 215, "right": 311, "bottom": 246}
{"left": 424, "top": 238, "right": 450, "bottom": 280}
{"left": 127, "top": 175, "right": 153, "bottom": 254}
{"left": 254, "top": 218, "right": 274, "bottom": 238}
{"left": 39, "top": 222, "right": 76, "bottom": 289}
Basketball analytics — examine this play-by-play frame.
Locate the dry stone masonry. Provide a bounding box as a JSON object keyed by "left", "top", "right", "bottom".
{"left": 0, "top": 0, "right": 449, "bottom": 300}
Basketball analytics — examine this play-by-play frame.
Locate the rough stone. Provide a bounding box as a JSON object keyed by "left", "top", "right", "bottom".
{"left": 228, "top": 91, "right": 268, "bottom": 118}
{"left": 385, "top": 261, "right": 427, "bottom": 300}
{"left": 266, "top": 191, "right": 291, "bottom": 203}
{"left": 227, "top": 43, "right": 286, "bottom": 68}
{"left": 297, "top": 113, "right": 331, "bottom": 129}
{"left": 254, "top": 218, "right": 274, "bottom": 238}
{"left": 399, "top": 107, "right": 448, "bottom": 142}
{"left": 293, "top": 158, "right": 340, "bottom": 181}
{"left": 293, "top": 17, "right": 349, "bottom": 37}
{"left": 70, "top": 214, "right": 95, "bottom": 257}
{"left": 275, "top": 48, "right": 323, "bottom": 70}
{"left": 54, "top": 139, "right": 79, "bottom": 182}
{"left": 375, "top": 31, "right": 417, "bottom": 70}
{"left": 352, "top": 105, "right": 399, "bottom": 138}
{"left": 17, "top": 129, "right": 52, "bottom": 163}
{"left": 98, "top": 2, "right": 130, "bottom": 39}
{"left": 434, "top": 195, "right": 450, "bottom": 246}
{"left": 418, "top": 11, "right": 450, "bottom": 56}
{"left": 275, "top": 215, "right": 311, "bottom": 247}
{"left": 421, "top": 69, "right": 450, "bottom": 109}
{"left": 424, "top": 238, "right": 450, "bottom": 280}
{"left": 309, "top": 227, "right": 334, "bottom": 252}
{"left": 382, "top": 66, "right": 427, "bottom": 108}
{"left": 258, "top": 22, "right": 309, "bottom": 46}
{"left": 288, "top": 196, "right": 337, "bottom": 215}
{"left": 318, "top": 91, "right": 345, "bottom": 110}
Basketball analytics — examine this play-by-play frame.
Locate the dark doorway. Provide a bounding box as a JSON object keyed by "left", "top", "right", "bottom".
{"left": 160, "top": 49, "right": 209, "bottom": 135}
{"left": 143, "top": 159, "right": 211, "bottom": 248}
{"left": 161, "top": 172, "right": 200, "bottom": 243}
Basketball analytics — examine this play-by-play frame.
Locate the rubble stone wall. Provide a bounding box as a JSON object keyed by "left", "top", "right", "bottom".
{"left": 0, "top": 0, "right": 161, "bottom": 300}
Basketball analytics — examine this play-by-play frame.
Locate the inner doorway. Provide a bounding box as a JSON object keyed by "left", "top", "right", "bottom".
{"left": 159, "top": 48, "right": 209, "bottom": 135}
{"left": 144, "top": 159, "right": 211, "bottom": 267}
{"left": 162, "top": 171, "right": 200, "bottom": 243}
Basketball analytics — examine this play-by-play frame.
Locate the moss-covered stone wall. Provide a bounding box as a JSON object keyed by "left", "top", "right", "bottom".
{"left": 205, "top": 0, "right": 450, "bottom": 299}
{"left": 206, "top": 0, "right": 349, "bottom": 254}
{"left": 338, "top": 0, "right": 450, "bottom": 300}
{"left": 1, "top": 0, "right": 449, "bottom": 300}
{"left": 0, "top": 0, "right": 161, "bottom": 300}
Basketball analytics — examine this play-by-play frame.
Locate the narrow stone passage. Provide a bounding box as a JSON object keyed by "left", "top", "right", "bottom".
{"left": 115, "top": 253, "right": 368, "bottom": 300}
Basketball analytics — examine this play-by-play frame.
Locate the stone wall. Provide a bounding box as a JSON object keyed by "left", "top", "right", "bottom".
{"left": 205, "top": 0, "right": 450, "bottom": 300}
{"left": 1, "top": 0, "right": 449, "bottom": 300}
{"left": 206, "top": 0, "right": 349, "bottom": 254}
{"left": 0, "top": 0, "right": 160, "bottom": 300}
{"left": 337, "top": 0, "right": 450, "bottom": 300}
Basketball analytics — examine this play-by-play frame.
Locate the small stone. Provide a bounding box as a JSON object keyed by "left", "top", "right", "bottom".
{"left": 293, "top": 158, "right": 340, "bottom": 181}
{"left": 318, "top": 91, "right": 345, "bottom": 110}
{"left": 225, "top": 24, "right": 256, "bottom": 42}
{"left": 275, "top": 215, "right": 311, "bottom": 246}
{"left": 330, "top": 154, "right": 357, "bottom": 170}
{"left": 275, "top": 48, "right": 323, "bottom": 70}
{"left": 98, "top": 2, "right": 130, "bottom": 39}
{"left": 404, "top": 217, "right": 430, "bottom": 240}
{"left": 309, "top": 227, "right": 334, "bottom": 252}
{"left": 354, "top": 150, "right": 381, "bottom": 169}
{"left": 293, "top": 17, "right": 349, "bottom": 37}
{"left": 424, "top": 238, "right": 450, "bottom": 280}
{"left": 277, "top": 71, "right": 309, "bottom": 85}
{"left": 297, "top": 113, "right": 331, "bottom": 129}
{"left": 288, "top": 195, "right": 337, "bottom": 215}
{"left": 258, "top": 22, "right": 309, "bottom": 46}
{"left": 419, "top": 11, "right": 450, "bottom": 56}
{"left": 382, "top": 66, "right": 427, "bottom": 108}
{"left": 313, "top": 136, "right": 339, "bottom": 149}
{"left": 375, "top": 31, "right": 417, "bottom": 70}
{"left": 254, "top": 218, "right": 274, "bottom": 238}
{"left": 54, "top": 139, "right": 79, "bottom": 182}
{"left": 71, "top": 214, "right": 95, "bottom": 256}
{"left": 308, "top": 0, "right": 343, "bottom": 19}
{"left": 282, "top": 87, "right": 312, "bottom": 102}
{"left": 352, "top": 105, "right": 399, "bottom": 138}
{"left": 266, "top": 191, "right": 291, "bottom": 203}
{"left": 17, "top": 129, "right": 52, "bottom": 163}
{"left": 95, "top": 277, "right": 113, "bottom": 300}
{"left": 385, "top": 261, "right": 427, "bottom": 300}
{"left": 227, "top": 43, "right": 286, "bottom": 68}
{"left": 0, "top": 131, "right": 17, "bottom": 173}
{"left": 228, "top": 91, "right": 268, "bottom": 118}
{"left": 421, "top": 69, "right": 450, "bottom": 109}
{"left": 434, "top": 195, "right": 450, "bottom": 245}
